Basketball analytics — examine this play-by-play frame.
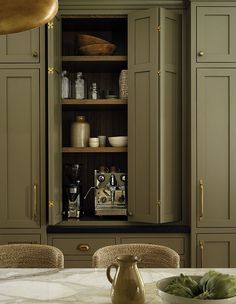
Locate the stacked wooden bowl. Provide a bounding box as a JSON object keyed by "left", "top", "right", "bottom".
{"left": 78, "top": 34, "right": 116, "bottom": 55}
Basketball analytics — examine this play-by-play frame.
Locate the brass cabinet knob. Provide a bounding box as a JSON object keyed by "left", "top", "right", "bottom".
{"left": 32, "top": 51, "right": 38, "bottom": 58}
{"left": 128, "top": 211, "right": 133, "bottom": 216}
{"left": 198, "top": 51, "right": 204, "bottom": 57}
{"left": 78, "top": 244, "right": 90, "bottom": 251}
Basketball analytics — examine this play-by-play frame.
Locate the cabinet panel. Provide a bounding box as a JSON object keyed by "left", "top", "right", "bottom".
{"left": 197, "top": 234, "right": 236, "bottom": 268}
{"left": 51, "top": 237, "right": 116, "bottom": 256}
{"left": 128, "top": 8, "right": 182, "bottom": 224}
{"left": 120, "top": 236, "right": 185, "bottom": 255}
{"left": 0, "top": 69, "right": 40, "bottom": 228}
{"left": 196, "top": 69, "right": 236, "bottom": 227}
{"left": 197, "top": 7, "right": 236, "bottom": 62}
{"left": 0, "top": 28, "right": 40, "bottom": 63}
{"left": 0, "top": 234, "right": 41, "bottom": 244}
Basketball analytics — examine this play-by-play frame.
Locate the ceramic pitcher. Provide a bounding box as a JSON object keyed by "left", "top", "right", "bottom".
{"left": 106, "top": 254, "right": 145, "bottom": 304}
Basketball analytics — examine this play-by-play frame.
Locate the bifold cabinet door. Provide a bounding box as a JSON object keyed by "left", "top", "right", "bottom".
{"left": 197, "top": 234, "right": 236, "bottom": 268}
{"left": 0, "top": 28, "right": 40, "bottom": 63}
{"left": 0, "top": 69, "right": 40, "bottom": 228}
{"left": 197, "top": 7, "right": 236, "bottom": 62}
{"left": 48, "top": 17, "right": 62, "bottom": 225}
{"left": 197, "top": 69, "right": 236, "bottom": 227}
{"left": 128, "top": 8, "right": 182, "bottom": 223}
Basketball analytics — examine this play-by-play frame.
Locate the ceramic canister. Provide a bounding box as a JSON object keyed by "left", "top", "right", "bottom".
{"left": 71, "top": 115, "right": 90, "bottom": 147}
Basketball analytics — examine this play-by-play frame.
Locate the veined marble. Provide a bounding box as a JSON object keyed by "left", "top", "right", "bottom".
{"left": 0, "top": 268, "right": 235, "bottom": 303}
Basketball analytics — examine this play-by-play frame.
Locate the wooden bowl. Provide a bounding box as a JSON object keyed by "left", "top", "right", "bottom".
{"left": 78, "top": 34, "right": 109, "bottom": 47}
{"left": 79, "top": 43, "right": 116, "bottom": 55}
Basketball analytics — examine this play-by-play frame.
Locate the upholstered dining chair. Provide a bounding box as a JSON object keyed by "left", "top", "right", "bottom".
{"left": 0, "top": 244, "right": 64, "bottom": 268}
{"left": 92, "top": 244, "right": 180, "bottom": 268}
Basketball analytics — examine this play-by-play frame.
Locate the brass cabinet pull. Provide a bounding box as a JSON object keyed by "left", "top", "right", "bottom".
{"left": 200, "top": 241, "right": 204, "bottom": 268}
{"left": 128, "top": 211, "right": 133, "bottom": 216}
{"left": 198, "top": 51, "right": 204, "bottom": 56}
{"left": 32, "top": 51, "right": 38, "bottom": 58}
{"left": 78, "top": 244, "right": 90, "bottom": 251}
{"left": 199, "top": 179, "right": 204, "bottom": 220}
{"left": 33, "top": 183, "right": 38, "bottom": 221}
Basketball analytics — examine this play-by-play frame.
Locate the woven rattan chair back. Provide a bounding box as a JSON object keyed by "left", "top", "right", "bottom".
{"left": 0, "top": 244, "right": 64, "bottom": 268}
{"left": 92, "top": 243, "right": 180, "bottom": 268}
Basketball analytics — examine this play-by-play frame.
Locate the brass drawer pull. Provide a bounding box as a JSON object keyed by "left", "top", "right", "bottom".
{"left": 199, "top": 179, "right": 204, "bottom": 220}
{"left": 200, "top": 241, "right": 204, "bottom": 268}
{"left": 78, "top": 244, "right": 90, "bottom": 251}
{"left": 33, "top": 183, "right": 38, "bottom": 221}
{"left": 198, "top": 51, "right": 204, "bottom": 56}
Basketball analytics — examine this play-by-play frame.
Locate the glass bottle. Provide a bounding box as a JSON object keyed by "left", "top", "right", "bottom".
{"left": 89, "top": 82, "right": 98, "bottom": 99}
{"left": 62, "top": 70, "right": 70, "bottom": 99}
{"left": 75, "top": 72, "right": 85, "bottom": 99}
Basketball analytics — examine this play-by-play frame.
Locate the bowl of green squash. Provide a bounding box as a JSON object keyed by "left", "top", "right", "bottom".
{"left": 156, "top": 271, "right": 236, "bottom": 303}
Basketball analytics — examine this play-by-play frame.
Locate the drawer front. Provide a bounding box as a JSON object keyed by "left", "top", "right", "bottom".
{"left": 52, "top": 237, "right": 116, "bottom": 256}
{"left": 120, "top": 237, "right": 185, "bottom": 255}
{"left": 0, "top": 234, "right": 41, "bottom": 244}
{"left": 65, "top": 259, "right": 92, "bottom": 268}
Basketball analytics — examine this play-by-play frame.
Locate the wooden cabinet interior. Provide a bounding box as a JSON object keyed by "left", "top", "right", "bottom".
{"left": 61, "top": 16, "right": 128, "bottom": 220}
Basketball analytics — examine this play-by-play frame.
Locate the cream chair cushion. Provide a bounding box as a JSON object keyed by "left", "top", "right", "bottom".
{"left": 92, "top": 243, "right": 180, "bottom": 268}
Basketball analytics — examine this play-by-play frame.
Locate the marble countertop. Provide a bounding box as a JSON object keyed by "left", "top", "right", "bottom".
{"left": 0, "top": 268, "right": 235, "bottom": 303}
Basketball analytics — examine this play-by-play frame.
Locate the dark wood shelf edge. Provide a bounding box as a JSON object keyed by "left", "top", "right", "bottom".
{"left": 62, "top": 99, "right": 128, "bottom": 105}
{"left": 62, "top": 55, "right": 127, "bottom": 62}
{"left": 62, "top": 147, "right": 127, "bottom": 153}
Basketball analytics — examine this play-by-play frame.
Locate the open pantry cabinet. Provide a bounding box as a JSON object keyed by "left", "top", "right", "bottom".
{"left": 48, "top": 8, "right": 183, "bottom": 225}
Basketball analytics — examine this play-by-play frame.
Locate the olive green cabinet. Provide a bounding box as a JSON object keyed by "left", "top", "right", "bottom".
{"left": 0, "top": 26, "right": 46, "bottom": 244}
{"left": 196, "top": 69, "right": 236, "bottom": 228}
{"left": 48, "top": 233, "right": 189, "bottom": 268}
{"left": 0, "top": 28, "right": 40, "bottom": 63}
{"left": 48, "top": 8, "right": 183, "bottom": 225}
{"left": 197, "top": 234, "right": 236, "bottom": 268}
{"left": 0, "top": 69, "right": 41, "bottom": 228}
{"left": 128, "top": 8, "right": 182, "bottom": 224}
{"left": 197, "top": 7, "right": 236, "bottom": 62}
{"left": 190, "top": 2, "right": 236, "bottom": 267}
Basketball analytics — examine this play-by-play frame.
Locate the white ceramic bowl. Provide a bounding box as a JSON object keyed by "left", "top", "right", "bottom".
{"left": 156, "top": 276, "right": 236, "bottom": 304}
{"left": 108, "top": 136, "right": 128, "bottom": 147}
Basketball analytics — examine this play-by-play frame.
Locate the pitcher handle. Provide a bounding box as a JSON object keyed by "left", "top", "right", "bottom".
{"left": 106, "top": 263, "right": 118, "bottom": 284}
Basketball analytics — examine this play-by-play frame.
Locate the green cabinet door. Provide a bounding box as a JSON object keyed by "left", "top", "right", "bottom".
{"left": 197, "top": 7, "right": 236, "bottom": 62}
{"left": 128, "top": 8, "right": 182, "bottom": 223}
{"left": 48, "top": 17, "right": 62, "bottom": 225}
{"left": 0, "top": 28, "right": 40, "bottom": 63}
{"left": 197, "top": 234, "right": 236, "bottom": 268}
{"left": 197, "top": 69, "right": 236, "bottom": 228}
{"left": 0, "top": 69, "right": 40, "bottom": 228}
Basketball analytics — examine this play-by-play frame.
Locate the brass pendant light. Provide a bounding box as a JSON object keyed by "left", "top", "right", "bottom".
{"left": 0, "top": 0, "right": 58, "bottom": 35}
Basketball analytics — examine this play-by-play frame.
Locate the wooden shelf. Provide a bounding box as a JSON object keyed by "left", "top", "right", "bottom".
{"left": 62, "top": 147, "right": 127, "bottom": 153}
{"left": 62, "top": 99, "right": 127, "bottom": 105}
{"left": 62, "top": 56, "right": 127, "bottom": 62}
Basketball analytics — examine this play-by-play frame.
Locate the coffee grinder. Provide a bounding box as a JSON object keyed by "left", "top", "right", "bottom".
{"left": 64, "top": 164, "right": 82, "bottom": 219}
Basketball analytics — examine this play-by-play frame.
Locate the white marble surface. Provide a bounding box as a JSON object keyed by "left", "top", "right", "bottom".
{"left": 0, "top": 268, "right": 235, "bottom": 303}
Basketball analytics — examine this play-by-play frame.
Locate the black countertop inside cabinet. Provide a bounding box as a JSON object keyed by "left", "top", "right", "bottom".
{"left": 47, "top": 222, "right": 190, "bottom": 234}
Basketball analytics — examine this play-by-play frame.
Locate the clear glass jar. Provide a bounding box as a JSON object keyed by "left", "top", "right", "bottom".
{"left": 62, "top": 70, "right": 70, "bottom": 99}
{"left": 89, "top": 82, "right": 99, "bottom": 99}
{"left": 75, "top": 72, "right": 85, "bottom": 99}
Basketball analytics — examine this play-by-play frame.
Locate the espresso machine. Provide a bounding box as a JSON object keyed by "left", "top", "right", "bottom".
{"left": 64, "top": 164, "right": 82, "bottom": 219}
{"left": 94, "top": 167, "right": 127, "bottom": 216}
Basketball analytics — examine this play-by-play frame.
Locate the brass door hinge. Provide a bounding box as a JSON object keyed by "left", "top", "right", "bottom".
{"left": 48, "top": 22, "right": 54, "bottom": 29}
{"left": 48, "top": 67, "right": 54, "bottom": 74}
{"left": 48, "top": 201, "right": 55, "bottom": 208}
{"left": 157, "top": 25, "right": 161, "bottom": 32}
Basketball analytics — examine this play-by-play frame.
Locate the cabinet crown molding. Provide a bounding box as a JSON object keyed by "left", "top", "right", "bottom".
{"left": 59, "top": 0, "right": 186, "bottom": 10}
